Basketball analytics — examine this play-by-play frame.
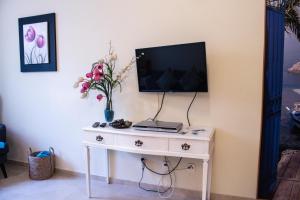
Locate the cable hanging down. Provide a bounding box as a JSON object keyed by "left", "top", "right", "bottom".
{"left": 152, "top": 92, "right": 166, "bottom": 121}
{"left": 138, "top": 164, "right": 173, "bottom": 194}
{"left": 138, "top": 157, "right": 182, "bottom": 195}
{"left": 187, "top": 92, "right": 198, "bottom": 127}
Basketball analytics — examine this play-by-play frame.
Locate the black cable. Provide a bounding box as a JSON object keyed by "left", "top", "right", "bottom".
{"left": 187, "top": 92, "right": 198, "bottom": 127}
{"left": 141, "top": 157, "right": 182, "bottom": 176}
{"left": 138, "top": 156, "right": 176, "bottom": 194}
{"left": 160, "top": 156, "right": 173, "bottom": 195}
{"left": 138, "top": 166, "right": 157, "bottom": 193}
{"left": 152, "top": 92, "right": 166, "bottom": 121}
{"left": 138, "top": 165, "right": 173, "bottom": 194}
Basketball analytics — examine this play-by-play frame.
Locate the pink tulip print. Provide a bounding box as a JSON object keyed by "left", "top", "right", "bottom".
{"left": 36, "top": 35, "right": 45, "bottom": 48}
{"left": 25, "top": 26, "right": 35, "bottom": 42}
{"left": 23, "top": 22, "right": 49, "bottom": 64}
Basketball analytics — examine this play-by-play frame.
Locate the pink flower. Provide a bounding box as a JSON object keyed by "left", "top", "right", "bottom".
{"left": 93, "top": 68, "right": 101, "bottom": 75}
{"left": 81, "top": 82, "right": 91, "bottom": 93}
{"left": 82, "top": 82, "right": 90, "bottom": 88}
{"left": 86, "top": 72, "right": 93, "bottom": 78}
{"left": 94, "top": 75, "right": 101, "bottom": 81}
{"left": 96, "top": 64, "right": 103, "bottom": 70}
{"left": 36, "top": 35, "right": 45, "bottom": 48}
{"left": 96, "top": 94, "right": 104, "bottom": 101}
{"left": 93, "top": 68, "right": 103, "bottom": 81}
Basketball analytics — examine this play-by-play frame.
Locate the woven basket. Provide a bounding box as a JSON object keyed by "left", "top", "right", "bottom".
{"left": 28, "top": 147, "right": 55, "bottom": 180}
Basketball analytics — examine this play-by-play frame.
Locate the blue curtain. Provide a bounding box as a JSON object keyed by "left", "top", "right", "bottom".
{"left": 258, "top": 6, "right": 285, "bottom": 198}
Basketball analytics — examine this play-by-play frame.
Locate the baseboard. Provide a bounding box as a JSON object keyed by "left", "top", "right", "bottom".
{"left": 7, "top": 160, "right": 256, "bottom": 200}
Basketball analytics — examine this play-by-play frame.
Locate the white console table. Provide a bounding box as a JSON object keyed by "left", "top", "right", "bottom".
{"left": 82, "top": 126, "right": 215, "bottom": 200}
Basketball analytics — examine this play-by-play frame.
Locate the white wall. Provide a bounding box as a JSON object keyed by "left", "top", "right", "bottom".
{"left": 0, "top": 0, "right": 265, "bottom": 198}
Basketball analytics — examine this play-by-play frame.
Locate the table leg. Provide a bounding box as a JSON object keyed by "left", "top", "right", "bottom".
{"left": 85, "top": 145, "right": 91, "bottom": 198}
{"left": 105, "top": 149, "right": 110, "bottom": 184}
{"left": 202, "top": 159, "right": 208, "bottom": 200}
{"left": 207, "top": 158, "right": 213, "bottom": 200}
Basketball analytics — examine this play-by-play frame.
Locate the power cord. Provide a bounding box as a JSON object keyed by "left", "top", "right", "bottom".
{"left": 144, "top": 93, "right": 165, "bottom": 121}
{"left": 138, "top": 157, "right": 182, "bottom": 195}
{"left": 158, "top": 173, "right": 176, "bottom": 199}
{"left": 152, "top": 92, "right": 166, "bottom": 121}
{"left": 158, "top": 157, "right": 176, "bottom": 198}
{"left": 141, "top": 157, "right": 182, "bottom": 175}
{"left": 138, "top": 165, "right": 172, "bottom": 193}
{"left": 187, "top": 92, "right": 198, "bottom": 126}
{"left": 138, "top": 158, "right": 173, "bottom": 194}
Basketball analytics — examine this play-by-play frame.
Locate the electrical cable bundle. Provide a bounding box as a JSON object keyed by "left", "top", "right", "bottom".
{"left": 148, "top": 91, "right": 198, "bottom": 127}
{"left": 138, "top": 157, "right": 182, "bottom": 198}
{"left": 139, "top": 91, "right": 199, "bottom": 198}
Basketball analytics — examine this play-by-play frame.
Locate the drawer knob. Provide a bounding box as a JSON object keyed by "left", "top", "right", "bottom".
{"left": 135, "top": 140, "right": 143, "bottom": 147}
{"left": 96, "top": 135, "right": 104, "bottom": 142}
{"left": 181, "top": 143, "right": 191, "bottom": 151}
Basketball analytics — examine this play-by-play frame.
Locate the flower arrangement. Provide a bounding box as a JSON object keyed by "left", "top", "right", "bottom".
{"left": 74, "top": 43, "right": 142, "bottom": 121}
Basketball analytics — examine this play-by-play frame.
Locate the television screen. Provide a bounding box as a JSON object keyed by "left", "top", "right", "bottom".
{"left": 135, "top": 42, "right": 208, "bottom": 92}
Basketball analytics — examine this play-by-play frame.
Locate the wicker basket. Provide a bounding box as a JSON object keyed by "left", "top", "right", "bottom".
{"left": 28, "top": 147, "right": 55, "bottom": 180}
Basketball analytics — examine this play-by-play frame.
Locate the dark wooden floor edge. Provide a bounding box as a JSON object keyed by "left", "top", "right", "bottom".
{"left": 7, "top": 159, "right": 256, "bottom": 200}
{"left": 272, "top": 150, "right": 300, "bottom": 200}
{"left": 278, "top": 177, "right": 300, "bottom": 182}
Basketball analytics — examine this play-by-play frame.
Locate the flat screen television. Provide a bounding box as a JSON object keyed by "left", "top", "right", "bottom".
{"left": 135, "top": 42, "right": 208, "bottom": 92}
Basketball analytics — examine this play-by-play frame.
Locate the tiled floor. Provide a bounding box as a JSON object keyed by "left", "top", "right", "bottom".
{"left": 273, "top": 150, "right": 300, "bottom": 200}
{"left": 0, "top": 163, "right": 251, "bottom": 200}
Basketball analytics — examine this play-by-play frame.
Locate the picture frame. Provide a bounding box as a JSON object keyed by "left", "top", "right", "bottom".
{"left": 18, "top": 13, "right": 57, "bottom": 72}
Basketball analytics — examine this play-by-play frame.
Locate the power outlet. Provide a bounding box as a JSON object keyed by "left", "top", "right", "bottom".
{"left": 162, "top": 160, "right": 170, "bottom": 172}
{"left": 186, "top": 163, "right": 196, "bottom": 172}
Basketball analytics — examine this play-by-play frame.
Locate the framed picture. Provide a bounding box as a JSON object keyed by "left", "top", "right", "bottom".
{"left": 18, "top": 13, "right": 57, "bottom": 72}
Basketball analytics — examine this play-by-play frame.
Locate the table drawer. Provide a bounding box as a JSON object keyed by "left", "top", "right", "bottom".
{"left": 115, "top": 135, "right": 168, "bottom": 151}
{"left": 169, "top": 139, "right": 209, "bottom": 155}
{"left": 83, "top": 132, "right": 114, "bottom": 145}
